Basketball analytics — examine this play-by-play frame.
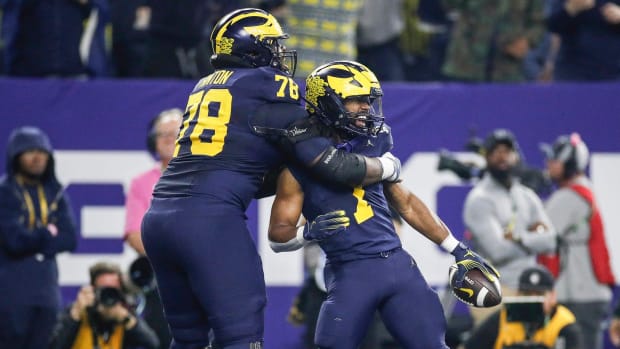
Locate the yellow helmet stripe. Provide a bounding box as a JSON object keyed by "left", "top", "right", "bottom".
{"left": 324, "top": 64, "right": 380, "bottom": 99}
{"left": 214, "top": 12, "right": 284, "bottom": 46}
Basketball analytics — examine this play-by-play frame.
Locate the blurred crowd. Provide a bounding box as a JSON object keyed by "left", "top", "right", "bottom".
{"left": 0, "top": 0, "right": 619, "bottom": 82}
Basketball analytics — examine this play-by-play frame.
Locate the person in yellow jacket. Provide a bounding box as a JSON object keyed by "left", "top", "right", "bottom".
{"left": 465, "top": 265, "right": 582, "bottom": 349}
{"left": 49, "top": 262, "right": 160, "bottom": 349}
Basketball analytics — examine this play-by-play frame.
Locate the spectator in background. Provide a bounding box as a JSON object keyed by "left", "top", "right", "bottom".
{"left": 142, "top": 0, "right": 241, "bottom": 79}
{"left": 0, "top": 0, "right": 108, "bottom": 77}
{"left": 401, "top": 0, "right": 450, "bottom": 82}
{"left": 109, "top": 0, "right": 150, "bottom": 77}
{"left": 540, "top": 133, "right": 615, "bottom": 349}
{"left": 285, "top": 0, "right": 364, "bottom": 77}
{"left": 356, "top": 0, "right": 405, "bottom": 81}
{"left": 610, "top": 301, "right": 620, "bottom": 347}
{"left": 49, "top": 261, "right": 159, "bottom": 349}
{"left": 124, "top": 108, "right": 182, "bottom": 349}
{"left": 441, "top": 0, "right": 547, "bottom": 82}
{"left": 463, "top": 129, "right": 556, "bottom": 326}
{"left": 547, "top": 0, "right": 620, "bottom": 81}
{"left": 464, "top": 265, "right": 582, "bottom": 349}
{"left": 0, "top": 126, "right": 78, "bottom": 349}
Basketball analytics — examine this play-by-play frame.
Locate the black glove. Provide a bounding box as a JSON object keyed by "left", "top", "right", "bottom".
{"left": 304, "top": 210, "right": 350, "bottom": 241}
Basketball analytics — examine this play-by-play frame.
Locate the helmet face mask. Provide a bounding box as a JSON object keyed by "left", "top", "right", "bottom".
{"left": 210, "top": 8, "right": 297, "bottom": 75}
{"left": 263, "top": 37, "right": 297, "bottom": 76}
{"left": 341, "top": 95, "right": 383, "bottom": 137}
{"left": 305, "top": 61, "right": 384, "bottom": 138}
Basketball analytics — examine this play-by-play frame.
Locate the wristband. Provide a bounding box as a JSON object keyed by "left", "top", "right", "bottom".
{"left": 269, "top": 226, "right": 308, "bottom": 253}
{"left": 378, "top": 156, "right": 396, "bottom": 181}
{"left": 440, "top": 235, "right": 460, "bottom": 253}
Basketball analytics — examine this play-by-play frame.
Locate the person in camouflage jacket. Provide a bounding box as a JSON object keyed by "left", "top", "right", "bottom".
{"left": 442, "top": 0, "right": 547, "bottom": 82}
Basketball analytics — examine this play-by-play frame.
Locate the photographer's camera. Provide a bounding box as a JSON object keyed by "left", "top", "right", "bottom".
{"left": 95, "top": 286, "right": 125, "bottom": 308}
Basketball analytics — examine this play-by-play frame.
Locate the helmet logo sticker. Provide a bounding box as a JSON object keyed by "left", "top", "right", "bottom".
{"left": 217, "top": 37, "right": 234, "bottom": 54}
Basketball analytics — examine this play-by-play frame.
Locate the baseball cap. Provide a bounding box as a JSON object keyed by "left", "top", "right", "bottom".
{"left": 483, "top": 129, "right": 518, "bottom": 154}
{"left": 518, "top": 266, "right": 555, "bottom": 292}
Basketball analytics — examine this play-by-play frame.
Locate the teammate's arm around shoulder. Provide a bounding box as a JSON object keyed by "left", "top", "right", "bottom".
{"left": 306, "top": 146, "right": 401, "bottom": 188}
{"left": 268, "top": 168, "right": 307, "bottom": 252}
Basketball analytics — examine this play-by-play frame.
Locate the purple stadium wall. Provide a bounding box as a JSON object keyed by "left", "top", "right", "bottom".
{"left": 0, "top": 78, "right": 619, "bottom": 348}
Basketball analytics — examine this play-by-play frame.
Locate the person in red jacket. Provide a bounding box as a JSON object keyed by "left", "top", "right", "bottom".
{"left": 541, "top": 132, "right": 615, "bottom": 349}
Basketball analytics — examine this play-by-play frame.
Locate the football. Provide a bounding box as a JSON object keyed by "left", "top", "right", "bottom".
{"left": 449, "top": 265, "right": 502, "bottom": 307}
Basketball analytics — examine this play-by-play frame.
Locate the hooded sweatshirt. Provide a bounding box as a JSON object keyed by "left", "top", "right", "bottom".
{"left": 0, "top": 126, "right": 77, "bottom": 308}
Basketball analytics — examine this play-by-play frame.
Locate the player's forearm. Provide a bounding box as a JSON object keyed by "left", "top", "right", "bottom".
{"left": 268, "top": 224, "right": 306, "bottom": 252}
{"left": 269, "top": 223, "right": 298, "bottom": 243}
{"left": 384, "top": 182, "right": 450, "bottom": 244}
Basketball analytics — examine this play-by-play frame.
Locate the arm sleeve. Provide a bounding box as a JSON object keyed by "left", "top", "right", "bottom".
{"left": 0, "top": 187, "right": 52, "bottom": 256}
{"left": 559, "top": 322, "right": 583, "bottom": 349}
{"left": 463, "top": 195, "right": 526, "bottom": 265}
{"left": 48, "top": 308, "right": 81, "bottom": 349}
{"left": 251, "top": 103, "right": 371, "bottom": 187}
{"left": 464, "top": 311, "right": 500, "bottom": 349}
{"left": 124, "top": 318, "right": 160, "bottom": 349}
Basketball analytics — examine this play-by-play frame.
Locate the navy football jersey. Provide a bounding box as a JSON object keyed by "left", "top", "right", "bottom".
{"left": 154, "top": 67, "right": 315, "bottom": 214}
{"left": 290, "top": 127, "right": 401, "bottom": 262}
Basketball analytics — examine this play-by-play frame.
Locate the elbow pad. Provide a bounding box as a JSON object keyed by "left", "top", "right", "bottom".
{"left": 312, "top": 146, "right": 366, "bottom": 187}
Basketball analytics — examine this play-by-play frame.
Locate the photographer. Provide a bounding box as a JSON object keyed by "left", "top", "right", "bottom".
{"left": 49, "top": 262, "right": 159, "bottom": 349}
{"left": 464, "top": 265, "right": 582, "bottom": 349}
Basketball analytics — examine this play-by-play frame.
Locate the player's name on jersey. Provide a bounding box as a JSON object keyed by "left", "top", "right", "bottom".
{"left": 197, "top": 70, "right": 234, "bottom": 88}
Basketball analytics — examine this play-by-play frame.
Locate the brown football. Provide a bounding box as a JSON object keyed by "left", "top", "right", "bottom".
{"left": 449, "top": 265, "right": 502, "bottom": 307}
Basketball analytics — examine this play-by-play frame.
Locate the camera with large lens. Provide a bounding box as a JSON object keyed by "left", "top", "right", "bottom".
{"left": 129, "top": 256, "right": 155, "bottom": 291}
{"left": 95, "top": 287, "right": 125, "bottom": 308}
{"left": 128, "top": 256, "right": 156, "bottom": 316}
{"left": 438, "top": 151, "right": 483, "bottom": 180}
{"left": 502, "top": 296, "right": 549, "bottom": 349}
{"left": 437, "top": 136, "right": 552, "bottom": 195}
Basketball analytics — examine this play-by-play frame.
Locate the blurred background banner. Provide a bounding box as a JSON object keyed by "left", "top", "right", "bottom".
{"left": 1, "top": 78, "right": 619, "bottom": 347}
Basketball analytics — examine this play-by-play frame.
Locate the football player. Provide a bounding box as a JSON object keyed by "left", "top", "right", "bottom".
{"left": 268, "top": 61, "right": 499, "bottom": 349}
{"left": 140, "top": 8, "right": 402, "bottom": 349}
